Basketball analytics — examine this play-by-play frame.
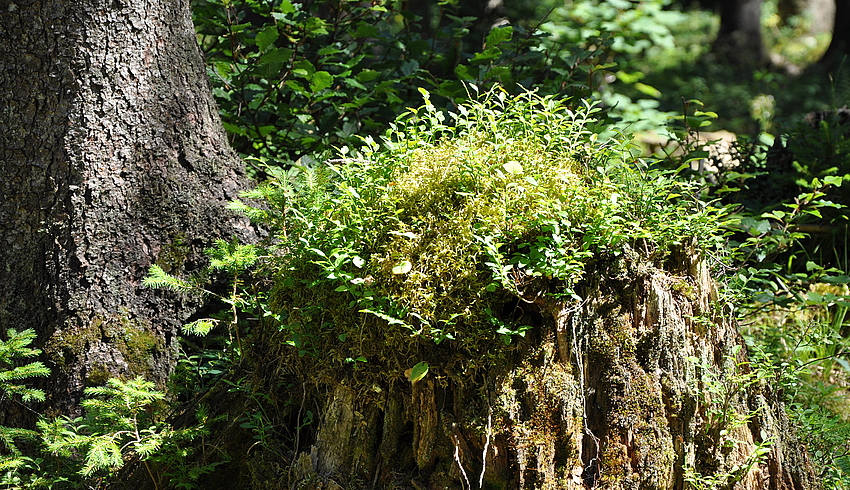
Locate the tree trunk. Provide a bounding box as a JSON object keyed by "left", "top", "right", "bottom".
{"left": 0, "top": 0, "right": 253, "bottom": 418}
{"left": 778, "top": 0, "right": 834, "bottom": 36}
{"left": 713, "top": 0, "right": 768, "bottom": 67}
{"left": 818, "top": 0, "right": 850, "bottom": 72}
{"left": 224, "top": 251, "right": 816, "bottom": 490}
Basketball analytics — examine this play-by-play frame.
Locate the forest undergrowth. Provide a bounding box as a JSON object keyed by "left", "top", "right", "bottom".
{"left": 2, "top": 0, "right": 850, "bottom": 488}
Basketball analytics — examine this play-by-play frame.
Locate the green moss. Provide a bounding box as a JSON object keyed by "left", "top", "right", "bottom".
{"left": 156, "top": 233, "right": 190, "bottom": 273}
{"left": 121, "top": 324, "right": 160, "bottom": 376}
{"left": 86, "top": 363, "right": 112, "bottom": 386}
{"left": 44, "top": 315, "right": 163, "bottom": 383}
{"left": 672, "top": 278, "right": 697, "bottom": 300}
{"left": 44, "top": 320, "right": 104, "bottom": 369}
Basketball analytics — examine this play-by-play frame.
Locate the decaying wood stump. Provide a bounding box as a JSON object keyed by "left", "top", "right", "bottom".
{"left": 290, "top": 249, "right": 816, "bottom": 490}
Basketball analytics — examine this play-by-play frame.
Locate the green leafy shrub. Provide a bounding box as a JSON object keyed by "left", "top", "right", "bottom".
{"left": 220, "top": 88, "right": 726, "bottom": 383}
{"left": 678, "top": 115, "right": 850, "bottom": 490}
{"left": 191, "top": 0, "right": 697, "bottom": 168}
{"left": 192, "top": 0, "right": 587, "bottom": 167}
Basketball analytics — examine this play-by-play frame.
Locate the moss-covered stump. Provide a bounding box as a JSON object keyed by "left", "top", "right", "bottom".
{"left": 281, "top": 252, "right": 814, "bottom": 490}
{"left": 183, "top": 91, "right": 816, "bottom": 490}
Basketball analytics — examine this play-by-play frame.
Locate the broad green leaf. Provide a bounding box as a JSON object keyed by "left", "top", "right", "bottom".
{"left": 310, "top": 71, "right": 333, "bottom": 92}
{"left": 318, "top": 46, "right": 341, "bottom": 56}
{"left": 485, "top": 26, "right": 513, "bottom": 47}
{"left": 471, "top": 47, "right": 501, "bottom": 65}
{"left": 259, "top": 47, "right": 293, "bottom": 65}
{"left": 292, "top": 59, "right": 316, "bottom": 78}
{"left": 455, "top": 64, "right": 476, "bottom": 80}
{"left": 400, "top": 59, "right": 419, "bottom": 77}
{"left": 356, "top": 69, "right": 380, "bottom": 83}
{"left": 408, "top": 361, "right": 429, "bottom": 383}
{"left": 823, "top": 275, "right": 850, "bottom": 284}
{"left": 256, "top": 26, "right": 279, "bottom": 51}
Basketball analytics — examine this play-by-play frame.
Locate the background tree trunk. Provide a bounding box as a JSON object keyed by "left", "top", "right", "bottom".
{"left": 0, "top": 0, "right": 253, "bottom": 419}
{"left": 818, "top": 0, "right": 850, "bottom": 71}
{"left": 713, "top": 0, "right": 768, "bottom": 67}
{"left": 778, "top": 0, "right": 834, "bottom": 36}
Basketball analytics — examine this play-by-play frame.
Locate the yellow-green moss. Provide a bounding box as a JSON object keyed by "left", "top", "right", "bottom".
{"left": 44, "top": 314, "right": 163, "bottom": 384}
{"left": 672, "top": 278, "right": 697, "bottom": 301}
{"left": 86, "top": 363, "right": 112, "bottom": 386}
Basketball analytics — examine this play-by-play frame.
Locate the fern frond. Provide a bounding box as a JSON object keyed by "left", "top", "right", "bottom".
{"left": 142, "top": 265, "right": 195, "bottom": 292}
{"left": 82, "top": 437, "right": 123, "bottom": 476}
{"left": 0, "top": 329, "right": 41, "bottom": 365}
{"left": 182, "top": 319, "right": 217, "bottom": 336}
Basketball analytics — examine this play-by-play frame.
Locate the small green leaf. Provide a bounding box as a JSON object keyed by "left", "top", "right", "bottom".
{"left": 276, "top": 1, "right": 295, "bottom": 14}
{"left": 408, "top": 361, "right": 429, "bottom": 383}
{"left": 502, "top": 161, "right": 523, "bottom": 175}
{"left": 310, "top": 71, "right": 333, "bottom": 92}
{"left": 392, "top": 260, "right": 412, "bottom": 274}
{"left": 694, "top": 110, "right": 718, "bottom": 118}
{"left": 824, "top": 175, "right": 844, "bottom": 187}
{"left": 634, "top": 82, "right": 661, "bottom": 98}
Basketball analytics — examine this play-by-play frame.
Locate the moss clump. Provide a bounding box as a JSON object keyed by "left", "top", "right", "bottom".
{"left": 44, "top": 315, "right": 162, "bottom": 384}
{"left": 156, "top": 232, "right": 190, "bottom": 273}
{"left": 236, "top": 89, "right": 724, "bottom": 379}
{"left": 86, "top": 363, "right": 112, "bottom": 386}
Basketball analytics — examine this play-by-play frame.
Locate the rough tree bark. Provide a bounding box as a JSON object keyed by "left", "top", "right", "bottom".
{"left": 223, "top": 250, "right": 816, "bottom": 490}
{"left": 713, "top": 0, "right": 768, "bottom": 67}
{"left": 0, "top": 0, "right": 253, "bottom": 418}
